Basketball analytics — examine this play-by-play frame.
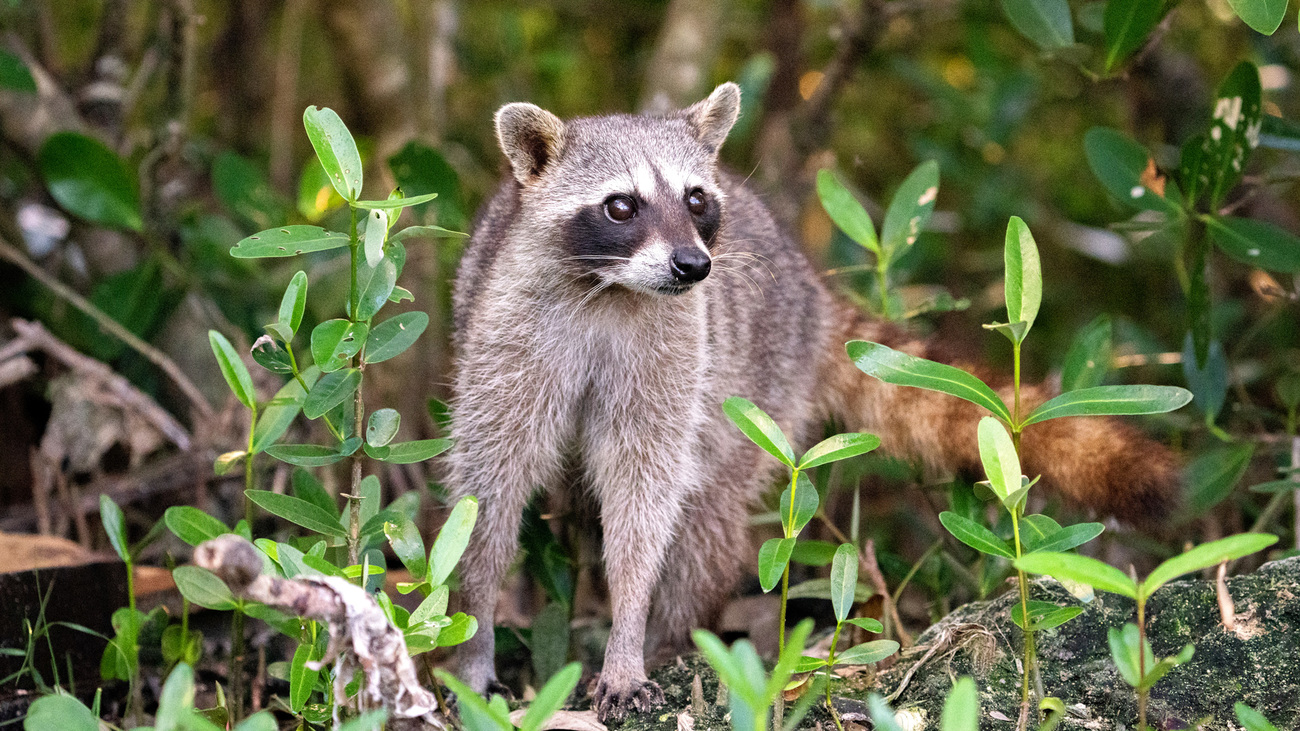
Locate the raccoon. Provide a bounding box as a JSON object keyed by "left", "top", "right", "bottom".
{"left": 446, "top": 83, "right": 1178, "bottom": 721}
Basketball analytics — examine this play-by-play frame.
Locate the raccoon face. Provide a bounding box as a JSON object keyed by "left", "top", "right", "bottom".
{"left": 495, "top": 83, "right": 741, "bottom": 297}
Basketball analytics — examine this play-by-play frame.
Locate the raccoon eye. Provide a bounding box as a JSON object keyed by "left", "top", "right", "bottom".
{"left": 687, "top": 188, "right": 708, "bottom": 216}
{"left": 604, "top": 195, "right": 637, "bottom": 223}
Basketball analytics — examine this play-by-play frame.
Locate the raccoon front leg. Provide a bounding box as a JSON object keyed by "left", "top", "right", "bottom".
{"left": 586, "top": 430, "right": 695, "bottom": 721}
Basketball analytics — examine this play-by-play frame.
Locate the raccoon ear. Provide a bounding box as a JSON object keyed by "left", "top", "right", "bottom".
{"left": 680, "top": 82, "right": 741, "bottom": 153}
{"left": 495, "top": 103, "right": 566, "bottom": 185}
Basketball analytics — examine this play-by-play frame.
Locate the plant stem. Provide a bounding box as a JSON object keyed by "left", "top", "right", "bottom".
{"left": 349, "top": 206, "right": 360, "bottom": 319}
{"left": 826, "top": 622, "right": 845, "bottom": 731}
{"left": 1011, "top": 507, "right": 1035, "bottom": 731}
{"left": 125, "top": 556, "right": 143, "bottom": 727}
{"left": 778, "top": 467, "right": 801, "bottom": 655}
{"left": 1012, "top": 341, "right": 1022, "bottom": 428}
{"left": 876, "top": 261, "right": 890, "bottom": 319}
{"left": 778, "top": 564, "right": 789, "bottom": 657}
{"left": 346, "top": 493, "right": 362, "bottom": 568}
{"left": 244, "top": 404, "right": 257, "bottom": 526}
{"left": 1137, "top": 598, "right": 1148, "bottom": 731}
{"left": 230, "top": 610, "right": 246, "bottom": 723}
{"left": 287, "top": 344, "right": 343, "bottom": 440}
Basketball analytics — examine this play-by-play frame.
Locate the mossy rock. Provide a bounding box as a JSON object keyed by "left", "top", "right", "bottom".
{"left": 617, "top": 557, "right": 1300, "bottom": 730}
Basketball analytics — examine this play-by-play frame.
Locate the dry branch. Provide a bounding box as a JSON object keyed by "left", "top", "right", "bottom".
{"left": 194, "top": 535, "right": 446, "bottom": 729}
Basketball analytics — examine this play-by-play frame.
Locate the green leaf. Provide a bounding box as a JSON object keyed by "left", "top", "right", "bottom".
{"left": 1142, "top": 533, "right": 1278, "bottom": 597}
{"left": 846, "top": 617, "right": 884, "bottom": 633}
{"left": 787, "top": 577, "right": 873, "bottom": 602}
{"left": 364, "top": 311, "right": 429, "bottom": 364}
{"left": 1000, "top": 0, "right": 1075, "bottom": 49}
{"left": 1083, "top": 127, "right": 1177, "bottom": 213}
{"left": 165, "top": 506, "right": 228, "bottom": 547}
{"left": 100, "top": 494, "right": 129, "bottom": 563}
{"left": 1182, "top": 334, "right": 1227, "bottom": 422}
{"left": 230, "top": 225, "right": 350, "bottom": 259}
{"left": 27, "top": 694, "right": 101, "bottom": 731}
{"left": 353, "top": 192, "right": 440, "bottom": 210}
{"left": 209, "top": 331, "right": 257, "bottom": 409}
{"left": 939, "top": 511, "right": 1015, "bottom": 559}
{"left": 1002, "top": 216, "right": 1041, "bottom": 342}
{"left": 1026, "top": 522, "right": 1105, "bottom": 554}
{"left": 830, "top": 543, "right": 859, "bottom": 623}
{"left": 289, "top": 643, "right": 318, "bottom": 713}
{"left": 354, "top": 258, "right": 397, "bottom": 322}
{"left": 303, "top": 106, "right": 362, "bottom": 200}
{"left": 1021, "top": 385, "right": 1192, "bottom": 427}
{"left": 311, "top": 319, "right": 367, "bottom": 373}
{"left": 235, "top": 712, "right": 279, "bottom": 731}
{"left": 411, "top": 585, "right": 450, "bottom": 624}
{"left": 155, "top": 663, "right": 198, "bottom": 731}
{"left": 246, "top": 490, "right": 349, "bottom": 538}
{"left": 392, "top": 225, "right": 468, "bottom": 242}
{"left": 1235, "top": 702, "right": 1282, "bottom": 731}
{"left": 799, "top": 432, "right": 881, "bottom": 469}
{"left": 833, "top": 640, "right": 899, "bottom": 666}
{"left": 266, "top": 443, "right": 346, "bottom": 467}
{"left": 385, "top": 518, "right": 428, "bottom": 581}
{"left": 1011, "top": 599, "right": 1079, "bottom": 630}
{"left": 1061, "top": 315, "right": 1112, "bottom": 392}
{"left": 977, "top": 418, "right": 1023, "bottom": 508}
{"left": 1185, "top": 443, "right": 1256, "bottom": 518}
{"left": 846, "top": 340, "right": 1012, "bottom": 424}
{"left": 303, "top": 368, "right": 361, "bottom": 420}
{"left": 1228, "top": 0, "right": 1288, "bottom": 34}
{"left": 366, "top": 438, "right": 452, "bottom": 464}
{"left": 429, "top": 496, "right": 478, "bottom": 586}
{"left": 1200, "top": 62, "right": 1263, "bottom": 209}
{"left": 214, "top": 450, "right": 246, "bottom": 476}
{"left": 0, "top": 50, "right": 37, "bottom": 93}
{"left": 758, "top": 537, "right": 796, "bottom": 592}
{"left": 1138, "top": 643, "right": 1194, "bottom": 690}
{"left": 1251, "top": 479, "right": 1300, "bottom": 493}
{"left": 940, "top": 677, "right": 978, "bottom": 731}
{"left": 722, "top": 396, "right": 795, "bottom": 467}
{"left": 336, "top": 710, "right": 390, "bottom": 731}
{"left": 790, "top": 539, "right": 838, "bottom": 566}
{"left": 816, "top": 170, "right": 878, "bottom": 254}
{"left": 1017, "top": 551, "right": 1139, "bottom": 598}
{"left": 1206, "top": 216, "right": 1300, "bottom": 272}
{"left": 520, "top": 662, "right": 582, "bottom": 731}
{"left": 172, "top": 566, "right": 237, "bottom": 610}
{"left": 364, "top": 209, "right": 387, "bottom": 267}
{"left": 434, "top": 670, "right": 512, "bottom": 731}
{"left": 1276, "top": 371, "right": 1300, "bottom": 411}
{"left": 251, "top": 336, "right": 293, "bottom": 373}
{"left": 290, "top": 469, "right": 334, "bottom": 517}
{"left": 436, "top": 612, "right": 478, "bottom": 647}
{"left": 38, "top": 131, "right": 142, "bottom": 232}
{"left": 779, "top": 471, "right": 819, "bottom": 536}
{"left": 1103, "top": 0, "right": 1167, "bottom": 71}
{"left": 366, "top": 408, "right": 401, "bottom": 447}
{"left": 868, "top": 695, "right": 907, "bottom": 731}
{"left": 278, "top": 271, "right": 308, "bottom": 339}
{"left": 1028, "top": 606, "right": 1083, "bottom": 631}
{"left": 881, "top": 160, "right": 939, "bottom": 259}
{"left": 1107, "top": 624, "right": 1144, "bottom": 688}
{"left": 250, "top": 368, "right": 316, "bottom": 454}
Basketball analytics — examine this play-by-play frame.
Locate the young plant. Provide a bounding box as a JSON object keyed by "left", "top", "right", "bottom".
{"left": 868, "top": 676, "right": 981, "bottom": 731}
{"left": 436, "top": 662, "right": 581, "bottom": 731}
{"left": 1015, "top": 532, "right": 1278, "bottom": 730}
{"left": 693, "top": 619, "right": 816, "bottom": 731}
{"left": 722, "top": 397, "right": 880, "bottom": 655}
{"left": 24, "top": 663, "right": 281, "bottom": 731}
{"left": 792, "top": 544, "right": 899, "bottom": 731}
{"left": 1235, "top": 702, "right": 1282, "bottom": 731}
{"left": 817, "top": 162, "right": 953, "bottom": 320}
{"left": 848, "top": 215, "right": 1189, "bottom": 727}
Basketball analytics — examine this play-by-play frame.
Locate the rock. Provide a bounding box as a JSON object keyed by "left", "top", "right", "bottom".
{"left": 865, "top": 556, "right": 1300, "bottom": 729}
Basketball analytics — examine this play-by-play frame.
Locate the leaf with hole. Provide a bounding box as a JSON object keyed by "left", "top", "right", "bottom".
{"left": 365, "top": 438, "right": 451, "bottom": 464}
{"left": 367, "top": 408, "right": 401, "bottom": 447}
{"left": 722, "top": 396, "right": 795, "bottom": 467}
{"left": 1083, "top": 127, "right": 1178, "bottom": 214}
{"left": 231, "top": 225, "right": 350, "bottom": 259}
{"left": 847, "top": 341, "right": 1012, "bottom": 424}
{"left": 310, "top": 319, "right": 366, "bottom": 373}
{"left": 1197, "top": 62, "right": 1263, "bottom": 209}
{"left": 881, "top": 160, "right": 939, "bottom": 260}
{"left": 303, "top": 106, "right": 362, "bottom": 200}
{"left": 364, "top": 312, "right": 429, "bottom": 364}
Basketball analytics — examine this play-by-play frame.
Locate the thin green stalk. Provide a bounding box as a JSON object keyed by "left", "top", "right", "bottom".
{"left": 348, "top": 206, "right": 360, "bottom": 319}
{"left": 876, "top": 261, "right": 890, "bottom": 319}
{"left": 125, "top": 554, "right": 143, "bottom": 727}
{"left": 287, "top": 344, "right": 343, "bottom": 441}
{"left": 1011, "top": 507, "right": 1035, "bottom": 731}
{"left": 891, "top": 539, "right": 942, "bottom": 609}
{"left": 825, "top": 622, "right": 846, "bottom": 731}
{"left": 244, "top": 404, "right": 257, "bottom": 526}
{"left": 1012, "top": 341, "right": 1022, "bottom": 428}
{"left": 1137, "top": 598, "right": 1148, "bottom": 731}
{"left": 778, "top": 467, "right": 801, "bottom": 654}
{"left": 230, "top": 610, "right": 246, "bottom": 723}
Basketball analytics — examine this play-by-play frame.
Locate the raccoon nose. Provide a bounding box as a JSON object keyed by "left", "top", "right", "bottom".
{"left": 669, "top": 247, "right": 711, "bottom": 283}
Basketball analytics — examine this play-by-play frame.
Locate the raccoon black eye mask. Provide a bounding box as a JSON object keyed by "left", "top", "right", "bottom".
{"left": 447, "top": 82, "right": 1179, "bottom": 722}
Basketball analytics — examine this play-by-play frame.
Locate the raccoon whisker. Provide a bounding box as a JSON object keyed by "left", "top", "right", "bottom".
{"left": 578, "top": 278, "right": 615, "bottom": 308}
{"left": 712, "top": 252, "right": 775, "bottom": 282}
{"left": 563, "top": 255, "right": 634, "bottom": 262}
{"left": 712, "top": 262, "right": 762, "bottom": 296}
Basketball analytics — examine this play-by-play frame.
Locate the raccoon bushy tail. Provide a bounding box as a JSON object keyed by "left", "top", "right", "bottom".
{"left": 815, "top": 299, "right": 1179, "bottom": 523}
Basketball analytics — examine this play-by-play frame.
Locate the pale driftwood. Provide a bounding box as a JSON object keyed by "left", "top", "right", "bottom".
{"left": 194, "top": 535, "right": 446, "bottom": 730}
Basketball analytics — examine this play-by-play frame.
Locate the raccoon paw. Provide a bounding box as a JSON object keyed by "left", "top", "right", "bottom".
{"left": 593, "top": 676, "right": 665, "bottom": 723}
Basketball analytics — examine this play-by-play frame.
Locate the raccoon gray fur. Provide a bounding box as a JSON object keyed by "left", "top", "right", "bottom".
{"left": 446, "top": 83, "right": 1178, "bottom": 721}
